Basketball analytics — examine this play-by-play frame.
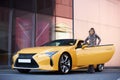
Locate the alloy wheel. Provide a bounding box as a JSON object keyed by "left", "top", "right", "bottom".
{"left": 59, "top": 53, "right": 71, "bottom": 74}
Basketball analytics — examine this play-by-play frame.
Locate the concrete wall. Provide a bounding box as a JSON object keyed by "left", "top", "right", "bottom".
{"left": 74, "top": 0, "right": 120, "bottom": 66}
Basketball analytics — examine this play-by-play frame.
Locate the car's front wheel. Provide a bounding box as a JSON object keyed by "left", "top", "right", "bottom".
{"left": 17, "top": 69, "right": 31, "bottom": 73}
{"left": 59, "top": 53, "right": 72, "bottom": 74}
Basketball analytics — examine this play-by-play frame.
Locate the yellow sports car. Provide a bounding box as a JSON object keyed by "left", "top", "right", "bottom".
{"left": 12, "top": 39, "right": 115, "bottom": 74}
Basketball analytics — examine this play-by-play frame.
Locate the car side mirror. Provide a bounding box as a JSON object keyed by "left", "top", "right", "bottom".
{"left": 82, "top": 45, "right": 88, "bottom": 49}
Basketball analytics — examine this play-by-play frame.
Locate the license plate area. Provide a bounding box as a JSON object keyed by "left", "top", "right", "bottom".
{"left": 18, "top": 59, "right": 31, "bottom": 63}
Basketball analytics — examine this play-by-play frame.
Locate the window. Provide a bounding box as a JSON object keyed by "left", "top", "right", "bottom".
{"left": 77, "top": 40, "right": 84, "bottom": 48}
{"left": 12, "top": 10, "right": 34, "bottom": 53}
{"left": 35, "top": 14, "right": 55, "bottom": 46}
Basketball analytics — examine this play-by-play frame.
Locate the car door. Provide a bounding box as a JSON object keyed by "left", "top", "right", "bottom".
{"left": 76, "top": 41, "right": 102, "bottom": 66}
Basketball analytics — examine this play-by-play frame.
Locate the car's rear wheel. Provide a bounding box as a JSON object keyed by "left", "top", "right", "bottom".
{"left": 87, "top": 65, "right": 95, "bottom": 73}
{"left": 95, "top": 64, "right": 104, "bottom": 72}
{"left": 17, "top": 69, "right": 31, "bottom": 73}
{"left": 59, "top": 53, "right": 72, "bottom": 74}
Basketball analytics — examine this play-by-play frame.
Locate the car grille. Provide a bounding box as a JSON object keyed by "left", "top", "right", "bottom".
{"left": 14, "top": 54, "right": 39, "bottom": 68}
{"left": 19, "top": 54, "right": 34, "bottom": 59}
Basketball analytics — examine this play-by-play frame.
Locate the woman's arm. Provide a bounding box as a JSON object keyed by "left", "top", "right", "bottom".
{"left": 96, "top": 34, "right": 101, "bottom": 45}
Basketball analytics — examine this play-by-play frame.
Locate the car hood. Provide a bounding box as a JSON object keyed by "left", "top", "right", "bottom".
{"left": 17, "top": 46, "right": 74, "bottom": 54}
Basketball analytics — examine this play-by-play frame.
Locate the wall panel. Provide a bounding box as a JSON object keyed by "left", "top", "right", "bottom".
{"left": 74, "top": 0, "right": 120, "bottom": 66}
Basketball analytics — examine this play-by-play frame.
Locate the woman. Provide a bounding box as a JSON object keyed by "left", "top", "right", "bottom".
{"left": 85, "top": 28, "right": 101, "bottom": 46}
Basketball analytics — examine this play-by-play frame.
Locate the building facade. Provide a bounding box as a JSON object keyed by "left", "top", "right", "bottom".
{"left": 0, "top": 0, "right": 73, "bottom": 67}
{"left": 74, "top": 0, "right": 120, "bottom": 67}
{"left": 0, "top": 0, "right": 120, "bottom": 68}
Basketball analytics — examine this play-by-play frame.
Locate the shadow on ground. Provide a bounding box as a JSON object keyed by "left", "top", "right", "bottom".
{"left": 4, "top": 68, "right": 120, "bottom": 75}
{"left": 24, "top": 69, "right": 94, "bottom": 75}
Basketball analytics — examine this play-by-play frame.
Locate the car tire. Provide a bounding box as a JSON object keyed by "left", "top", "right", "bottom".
{"left": 87, "top": 65, "right": 95, "bottom": 73}
{"left": 59, "top": 53, "right": 72, "bottom": 74}
{"left": 95, "top": 64, "right": 104, "bottom": 72}
{"left": 17, "top": 69, "right": 31, "bottom": 73}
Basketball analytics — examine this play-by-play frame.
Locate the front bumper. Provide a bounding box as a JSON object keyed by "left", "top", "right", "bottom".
{"left": 13, "top": 67, "right": 39, "bottom": 70}
{"left": 12, "top": 53, "right": 59, "bottom": 71}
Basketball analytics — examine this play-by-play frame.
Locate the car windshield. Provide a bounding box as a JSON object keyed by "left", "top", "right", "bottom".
{"left": 42, "top": 39, "right": 76, "bottom": 46}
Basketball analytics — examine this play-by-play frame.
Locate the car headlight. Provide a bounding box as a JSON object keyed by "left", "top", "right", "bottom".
{"left": 45, "top": 51, "right": 58, "bottom": 57}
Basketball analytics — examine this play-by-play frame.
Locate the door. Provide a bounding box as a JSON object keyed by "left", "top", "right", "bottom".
{"left": 76, "top": 47, "right": 96, "bottom": 66}
{"left": 76, "top": 41, "right": 104, "bottom": 66}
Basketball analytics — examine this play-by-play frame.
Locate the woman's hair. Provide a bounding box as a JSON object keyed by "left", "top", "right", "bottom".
{"left": 89, "top": 28, "right": 95, "bottom": 34}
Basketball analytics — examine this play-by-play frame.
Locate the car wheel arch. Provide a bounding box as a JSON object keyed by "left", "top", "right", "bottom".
{"left": 62, "top": 52, "right": 72, "bottom": 62}
{"left": 61, "top": 51, "right": 77, "bottom": 67}
{"left": 61, "top": 52, "right": 73, "bottom": 67}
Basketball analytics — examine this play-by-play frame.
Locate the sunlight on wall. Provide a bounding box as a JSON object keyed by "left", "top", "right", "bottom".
{"left": 74, "top": 0, "right": 120, "bottom": 66}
